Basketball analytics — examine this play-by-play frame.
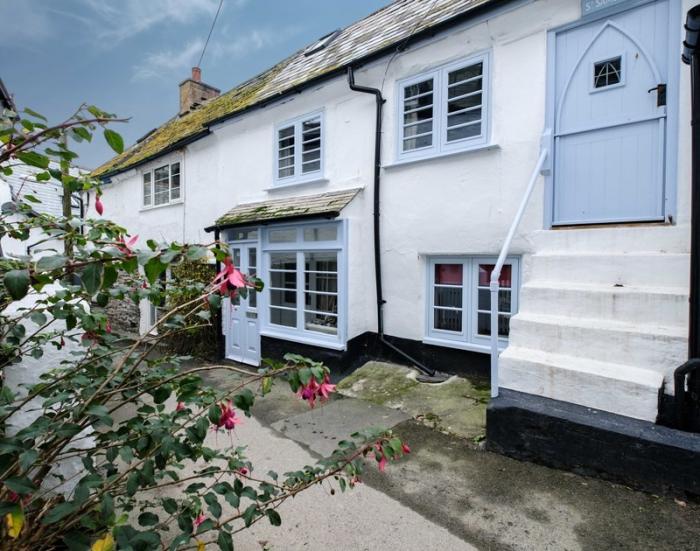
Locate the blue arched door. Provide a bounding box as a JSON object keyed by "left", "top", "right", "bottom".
{"left": 552, "top": 1, "right": 670, "bottom": 225}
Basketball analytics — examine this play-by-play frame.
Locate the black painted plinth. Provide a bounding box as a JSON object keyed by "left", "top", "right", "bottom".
{"left": 487, "top": 389, "right": 700, "bottom": 496}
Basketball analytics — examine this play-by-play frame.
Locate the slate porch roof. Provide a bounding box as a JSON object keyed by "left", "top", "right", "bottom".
{"left": 92, "top": 0, "right": 498, "bottom": 179}
{"left": 207, "top": 188, "right": 362, "bottom": 231}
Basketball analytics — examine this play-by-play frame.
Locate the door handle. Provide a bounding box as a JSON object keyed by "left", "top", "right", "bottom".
{"left": 647, "top": 83, "right": 666, "bottom": 107}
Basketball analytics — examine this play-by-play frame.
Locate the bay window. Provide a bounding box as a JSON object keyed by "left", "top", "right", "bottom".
{"left": 398, "top": 52, "right": 490, "bottom": 161}
{"left": 426, "top": 256, "right": 519, "bottom": 351}
{"left": 263, "top": 222, "right": 344, "bottom": 347}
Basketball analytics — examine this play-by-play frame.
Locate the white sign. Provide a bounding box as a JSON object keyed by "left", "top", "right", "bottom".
{"left": 582, "top": 0, "right": 631, "bottom": 16}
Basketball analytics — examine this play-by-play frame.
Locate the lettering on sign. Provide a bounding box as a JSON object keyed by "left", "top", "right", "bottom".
{"left": 582, "top": 0, "right": 632, "bottom": 16}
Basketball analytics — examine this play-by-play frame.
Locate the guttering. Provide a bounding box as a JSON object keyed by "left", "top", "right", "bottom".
{"left": 98, "top": 0, "right": 516, "bottom": 181}
{"left": 346, "top": 66, "right": 446, "bottom": 382}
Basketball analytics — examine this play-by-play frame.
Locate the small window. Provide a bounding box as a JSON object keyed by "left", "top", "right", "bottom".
{"left": 398, "top": 53, "right": 489, "bottom": 161}
{"left": 426, "top": 256, "right": 519, "bottom": 350}
{"left": 142, "top": 161, "right": 182, "bottom": 208}
{"left": 231, "top": 228, "right": 258, "bottom": 241}
{"left": 593, "top": 57, "right": 622, "bottom": 89}
{"left": 275, "top": 112, "right": 323, "bottom": 185}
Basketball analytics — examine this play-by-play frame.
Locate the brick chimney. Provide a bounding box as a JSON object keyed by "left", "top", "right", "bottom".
{"left": 179, "top": 67, "right": 220, "bottom": 115}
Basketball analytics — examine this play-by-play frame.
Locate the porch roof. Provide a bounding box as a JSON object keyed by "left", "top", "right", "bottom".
{"left": 206, "top": 188, "right": 362, "bottom": 232}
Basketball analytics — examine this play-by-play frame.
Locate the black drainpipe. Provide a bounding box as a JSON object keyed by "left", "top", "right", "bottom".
{"left": 347, "top": 66, "right": 447, "bottom": 383}
{"left": 675, "top": 5, "right": 700, "bottom": 432}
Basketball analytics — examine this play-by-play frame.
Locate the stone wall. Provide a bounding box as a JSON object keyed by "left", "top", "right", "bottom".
{"left": 104, "top": 273, "right": 141, "bottom": 336}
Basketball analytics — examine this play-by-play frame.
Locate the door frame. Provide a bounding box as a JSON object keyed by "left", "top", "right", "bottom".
{"left": 542, "top": 0, "right": 682, "bottom": 228}
{"left": 225, "top": 237, "right": 260, "bottom": 366}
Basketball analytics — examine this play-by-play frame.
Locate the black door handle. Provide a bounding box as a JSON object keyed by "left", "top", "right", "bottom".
{"left": 648, "top": 83, "right": 667, "bottom": 107}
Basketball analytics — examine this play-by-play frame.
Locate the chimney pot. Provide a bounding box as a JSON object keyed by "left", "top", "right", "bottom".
{"left": 191, "top": 66, "right": 201, "bottom": 82}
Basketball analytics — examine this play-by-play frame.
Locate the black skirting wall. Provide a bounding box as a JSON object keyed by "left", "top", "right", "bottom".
{"left": 487, "top": 389, "right": 700, "bottom": 496}
{"left": 260, "top": 332, "right": 490, "bottom": 381}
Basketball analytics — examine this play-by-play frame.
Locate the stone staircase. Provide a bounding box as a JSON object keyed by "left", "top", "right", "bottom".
{"left": 499, "top": 225, "right": 689, "bottom": 422}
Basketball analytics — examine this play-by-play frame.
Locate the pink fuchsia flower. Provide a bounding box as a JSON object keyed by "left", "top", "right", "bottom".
{"left": 116, "top": 234, "right": 138, "bottom": 256}
{"left": 175, "top": 401, "right": 185, "bottom": 412}
{"left": 216, "top": 400, "right": 242, "bottom": 430}
{"left": 402, "top": 443, "right": 411, "bottom": 455}
{"left": 95, "top": 195, "right": 104, "bottom": 215}
{"left": 236, "top": 467, "right": 249, "bottom": 476}
{"left": 212, "top": 257, "right": 247, "bottom": 296}
{"left": 105, "top": 321, "right": 112, "bottom": 334}
{"left": 317, "top": 374, "right": 336, "bottom": 401}
{"left": 297, "top": 377, "right": 320, "bottom": 408}
{"left": 377, "top": 455, "right": 387, "bottom": 472}
{"left": 193, "top": 512, "right": 206, "bottom": 530}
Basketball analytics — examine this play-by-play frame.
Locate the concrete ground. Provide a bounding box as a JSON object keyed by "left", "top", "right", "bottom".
{"left": 193, "top": 363, "right": 700, "bottom": 551}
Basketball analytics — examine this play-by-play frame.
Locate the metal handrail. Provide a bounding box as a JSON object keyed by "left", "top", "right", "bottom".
{"left": 490, "top": 148, "right": 549, "bottom": 398}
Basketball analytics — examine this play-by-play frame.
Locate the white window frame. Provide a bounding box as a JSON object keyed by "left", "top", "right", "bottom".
{"left": 424, "top": 255, "right": 519, "bottom": 353}
{"left": 260, "top": 220, "right": 346, "bottom": 349}
{"left": 273, "top": 110, "right": 325, "bottom": 187}
{"left": 396, "top": 51, "right": 491, "bottom": 162}
{"left": 141, "top": 159, "right": 183, "bottom": 209}
{"left": 589, "top": 52, "right": 626, "bottom": 93}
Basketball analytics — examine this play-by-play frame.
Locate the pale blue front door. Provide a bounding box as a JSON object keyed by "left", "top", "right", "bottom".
{"left": 226, "top": 243, "right": 260, "bottom": 366}
{"left": 552, "top": 1, "right": 670, "bottom": 225}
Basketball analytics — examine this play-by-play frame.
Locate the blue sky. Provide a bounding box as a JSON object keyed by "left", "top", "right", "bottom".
{"left": 0, "top": 0, "right": 388, "bottom": 169}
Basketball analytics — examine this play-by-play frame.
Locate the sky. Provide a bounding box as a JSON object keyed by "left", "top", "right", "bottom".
{"left": 0, "top": 0, "right": 388, "bottom": 169}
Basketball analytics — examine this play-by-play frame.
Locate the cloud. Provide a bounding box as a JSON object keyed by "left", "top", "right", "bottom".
{"left": 132, "top": 26, "right": 302, "bottom": 81}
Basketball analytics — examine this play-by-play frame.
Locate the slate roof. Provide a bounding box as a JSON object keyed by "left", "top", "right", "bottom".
{"left": 210, "top": 188, "right": 362, "bottom": 229}
{"left": 92, "top": 0, "right": 496, "bottom": 178}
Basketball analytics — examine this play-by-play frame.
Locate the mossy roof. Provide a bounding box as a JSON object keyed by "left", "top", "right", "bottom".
{"left": 92, "top": 0, "right": 493, "bottom": 178}
{"left": 214, "top": 188, "right": 361, "bottom": 228}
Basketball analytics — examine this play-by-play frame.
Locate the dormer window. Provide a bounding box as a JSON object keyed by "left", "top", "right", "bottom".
{"left": 274, "top": 111, "right": 324, "bottom": 186}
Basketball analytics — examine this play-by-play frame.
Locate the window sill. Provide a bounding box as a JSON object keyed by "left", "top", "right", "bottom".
{"left": 140, "top": 200, "right": 184, "bottom": 212}
{"left": 423, "top": 335, "right": 507, "bottom": 354}
{"left": 260, "top": 327, "right": 346, "bottom": 351}
{"left": 384, "top": 143, "right": 500, "bottom": 169}
{"left": 265, "top": 177, "right": 328, "bottom": 192}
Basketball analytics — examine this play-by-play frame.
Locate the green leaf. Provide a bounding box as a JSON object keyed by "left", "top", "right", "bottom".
{"left": 126, "top": 471, "right": 140, "bottom": 496}
{"left": 30, "top": 312, "right": 47, "bottom": 325}
{"left": 144, "top": 258, "right": 167, "bottom": 285}
{"left": 4, "top": 269, "right": 30, "bottom": 300}
{"left": 266, "top": 509, "right": 281, "bottom": 526}
{"left": 224, "top": 492, "right": 239, "bottom": 509}
{"left": 80, "top": 262, "right": 103, "bottom": 295}
{"left": 18, "top": 449, "right": 38, "bottom": 472}
{"left": 138, "top": 512, "right": 159, "bottom": 526}
{"left": 42, "top": 501, "right": 77, "bottom": 524}
{"left": 102, "top": 265, "right": 118, "bottom": 289}
{"left": 23, "top": 193, "right": 40, "bottom": 203}
{"left": 23, "top": 107, "right": 47, "bottom": 121}
{"left": 204, "top": 493, "right": 222, "bottom": 518}
{"left": 17, "top": 151, "right": 49, "bottom": 169}
{"left": 162, "top": 498, "right": 178, "bottom": 515}
{"left": 71, "top": 126, "right": 92, "bottom": 142}
{"left": 100, "top": 493, "right": 114, "bottom": 523}
{"left": 217, "top": 530, "right": 234, "bottom": 551}
{"left": 242, "top": 504, "right": 258, "bottom": 527}
{"left": 103, "top": 129, "right": 124, "bottom": 153}
{"left": 36, "top": 254, "right": 67, "bottom": 272}
{"left": 3, "top": 476, "right": 36, "bottom": 495}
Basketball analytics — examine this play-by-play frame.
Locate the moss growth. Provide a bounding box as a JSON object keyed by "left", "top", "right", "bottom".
{"left": 337, "top": 362, "right": 490, "bottom": 441}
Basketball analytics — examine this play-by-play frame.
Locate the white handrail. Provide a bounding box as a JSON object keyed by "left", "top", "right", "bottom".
{"left": 490, "top": 148, "right": 549, "bottom": 399}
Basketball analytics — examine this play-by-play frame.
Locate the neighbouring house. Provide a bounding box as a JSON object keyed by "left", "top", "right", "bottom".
{"left": 92, "top": 0, "right": 700, "bottom": 494}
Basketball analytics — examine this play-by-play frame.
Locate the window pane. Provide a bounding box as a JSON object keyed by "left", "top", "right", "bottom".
{"left": 478, "top": 264, "right": 512, "bottom": 287}
{"left": 403, "top": 135, "right": 432, "bottom": 151}
{"left": 404, "top": 107, "right": 433, "bottom": 125}
{"left": 278, "top": 126, "right": 295, "bottom": 178}
{"left": 305, "top": 251, "right": 337, "bottom": 272}
{"left": 404, "top": 79, "right": 433, "bottom": 98}
{"left": 249, "top": 289, "right": 257, "bottom": 308}
{"left": 231, "top": 229, "right": 258, "bottom": 241}
{"left": 305, "top": 292, "right": 337, "bottom": 314}
{"left": 448, "top": 62, "right": 483, "bottom": 85}
{"left": 270, "top": 252, "right": 296, "bottom": 270}
{"left": 305, "top": 312, "right": 337, "bottom": 335}
{"left": 143, "top": 173, "right": 152, "bottom": 206}
{"left": 447, "top": 108, "right": 482, "bottom": 128}
{"left": 434, "top": 309, "right": 462, "bottom": 332}
{"left": 154, "top": 165, "right": 169, "bottom": 205}
{"left": 270, "top": 270, "right": 296, "bottom": 289}
{"left": 477, "top": 289, "right": 512, "bottom": 312}
{"left": 305, "top": 272, "right": 337, "bottom": 293}
{"left": 434, "top": 286, "right": 462, "bottom": 308}
{"left": 269, "top": 229, "right": 297, "bottom": 243}
{"left": 270, "top": 290, "right": 296, "bottom": 308}
{"left": 477, "top": 313, "right": 510, "bottom": 337}
{"left": 404, "top": 94, "right": 433, "bottom": 112}
{"left": 303, "top": 225, "right": 337, "bottom": 241}
{"left": 302, "top": 160, "right": 321, "bottom": 173}
{"left": 170, "top": 167, "right": 181, "bottom": 200}
{"left": 447, "top": 124, "right": 481, "bottom": 142}
{"left": 232, "top": 248, "right": 241, "bottom": 267}
{"left": 248, "top": 248, "right": 257, "bottom": 268}
{"left": 404, "top": 121, "right": 433, "bottom": 138}
{"left": 594, "top": 57, "right": 621, "bottom": 88}
{"left": 448, "top": 78, "right": 483, "bottom": 99}
{"left": 435, "top": 264, "right": 463, "bottom": 285}
{"left": 448, "top": 93, "right": 482, "bottom": 113}
{"left": 270, "top": 307, "right": 296, "bottom": 327}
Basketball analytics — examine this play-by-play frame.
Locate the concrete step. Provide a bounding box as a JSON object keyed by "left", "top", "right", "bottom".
{"left": 509, "top": 312, "right": 686, "bottom": 372}
{"left": 519, "top": 282, "right": 688, "bottom": 327}
{"left": 532, "top": 225, "right": 689, "bottom": 253}
{"left": 499, "top": 346, "right": 665, "bottom": 422}
{"left": 525, "top": 252, "right": 689, "bottom": 288}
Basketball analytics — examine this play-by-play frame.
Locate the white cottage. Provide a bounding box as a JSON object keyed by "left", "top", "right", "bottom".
{"left": 93, "top": 0, "right": 700, "bottom": 493}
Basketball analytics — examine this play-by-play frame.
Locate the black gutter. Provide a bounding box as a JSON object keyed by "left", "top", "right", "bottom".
{"left": 97, "top": 0, "right": 512, "bottom": 181}
{"left": 675, "top": 5, "right": 700, "bottom": 432}
{"left": 347, "top": 66, "right": 446, "bottom": 382}
{"left": 204, "top": 211, "right": 340, "bottom": 234}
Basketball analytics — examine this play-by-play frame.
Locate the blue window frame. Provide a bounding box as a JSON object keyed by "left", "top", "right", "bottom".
{"left": 274, "top": 111, "right": 324, "bottom": 187}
